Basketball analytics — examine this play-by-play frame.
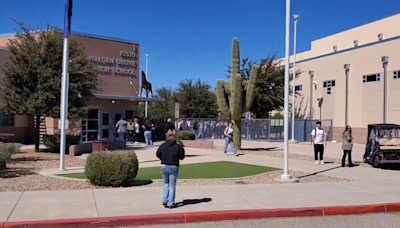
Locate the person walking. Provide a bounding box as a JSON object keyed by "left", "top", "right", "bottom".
{"left": 115, "top": 117, "right": 128, "bottom": 141}
{"left": 223, "top": 122, "right": 238, "bottom": 156}
{"left": 143, "top": 119, "right": 153, "bottom": 146}
{"left": 311, "top": 121, "right": 327, "bottom": 165}
{"left": 342, "top": 125, "right": 354, "bottom": 167}
{"left": 156, "top": 130, "right": 185, "bottom": 209}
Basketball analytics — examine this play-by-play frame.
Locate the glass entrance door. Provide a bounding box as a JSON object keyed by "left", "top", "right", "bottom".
{"left": 100, "top": 110, "right": 124, "bottom": 141}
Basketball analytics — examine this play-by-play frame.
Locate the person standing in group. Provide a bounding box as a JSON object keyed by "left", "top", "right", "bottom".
{"left": 164, "top": 118, "right": 175, "bottom": 139}
{"left": 156, "top": 130, "right": 185, "bottom": 209}
{"left": 342, "top": 125, "right": 354, "bottom": 167}
{"left": 115, "top": 117, "right": 128, "bottom": 141}
{"left": 127, "top": 119, "right": 135, "bottom": 142}
{"left": 142, "top": 119, "right": 153, "bottom": 146}
{"left": 311, "top": 121, "right": 327, "bottom": 165}
{"left": 133, "top": 118, "right": 140, "bottom": 144}
{"left": 223, "top": 122, "right": 238, "bottom": 156}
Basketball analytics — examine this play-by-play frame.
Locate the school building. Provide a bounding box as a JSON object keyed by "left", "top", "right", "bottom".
{"left": 0, "top": 32, "right": 163, "bottom": 144}
{"left": 280, "top": 13, "right": 400, "bottom": 143}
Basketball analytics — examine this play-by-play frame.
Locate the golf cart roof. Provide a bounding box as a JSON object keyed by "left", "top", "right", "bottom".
{"left": 368, "top": 124, "right": 400, "bottom": 130}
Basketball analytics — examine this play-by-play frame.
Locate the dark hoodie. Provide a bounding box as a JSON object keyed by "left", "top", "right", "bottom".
{"left": 156, "top": 140, "right": 185, "bottom": 166}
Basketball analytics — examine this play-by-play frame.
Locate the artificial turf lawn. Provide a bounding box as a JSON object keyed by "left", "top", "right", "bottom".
{"left": 58, "top": 161, "right": 280, "bottom": 180}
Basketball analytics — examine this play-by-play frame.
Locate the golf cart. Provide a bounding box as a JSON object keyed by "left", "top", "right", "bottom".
{"left": 364, "top": 124, "right": 400, "bottom": 168}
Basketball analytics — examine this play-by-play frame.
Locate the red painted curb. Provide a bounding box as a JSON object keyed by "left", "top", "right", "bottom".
{"left": 4, "top": 203, "right": 400, "bottom": 228}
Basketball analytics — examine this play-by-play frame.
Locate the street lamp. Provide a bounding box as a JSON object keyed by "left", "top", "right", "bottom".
{"left": 278, "top": 0, "right": 298, "bottom": 183}
{"left": 344, "top": 64, "right": 350, "bottom": 126}
{"left": 381, "top": 56, "right": 389, "bottom": 123}
{"left": 309, "top": 70, "right": 314, "bottom": 120}
{"left": 145, "top": 54, "right": 149, "bottom": 118}
{"left": 290, "top": 14, "right": 299, "bottom": 143}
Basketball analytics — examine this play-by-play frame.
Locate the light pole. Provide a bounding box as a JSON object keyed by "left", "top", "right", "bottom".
{"left": 344, "top": 64, "right": 350, "bottom": 126}
{"left": 309, "top": 71, "right": 314, "bottom": 120}
{"left": 382, "top": 56, "right": 389, "bottom": 123}
{"left": 278, "top": 0, "right": 298, "bottom": 183}
{"left": 290, "top": 14, "right": 299, "bottom": 143}
{"left": 145, "top": 54, "right": 149, "bottom": 118}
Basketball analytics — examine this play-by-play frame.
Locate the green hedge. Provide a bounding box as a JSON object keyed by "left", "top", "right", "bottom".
{"left": 177, "top": 131, "right": 196, "bottom": 141}
{"left": 85, "top": 150, "right": 139, "bottom": 187}
{"left": 43, "top": 134, "right": 80, "bottom": 153}
{"left": 0, "top": 142, "right": 22, "bottom": 171}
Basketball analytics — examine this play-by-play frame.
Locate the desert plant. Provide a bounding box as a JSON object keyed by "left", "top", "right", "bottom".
{"left": 0, "top": 142, "right": 22, "bottom": 170}
{"left": 43, "top": 134, "right": 80, "bottom": 153}
{"left": 85, "top": 150, "right": 139, "bottom": 187}
{"left": 216, "top": 38, "right": 259, "bottom": 149}
{"left": 177, "top": 131, "right": 196, "bottom": 141}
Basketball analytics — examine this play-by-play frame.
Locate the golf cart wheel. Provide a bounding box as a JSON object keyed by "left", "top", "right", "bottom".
{"left": 372, "top": 155, "right": 380, "bottom": 168}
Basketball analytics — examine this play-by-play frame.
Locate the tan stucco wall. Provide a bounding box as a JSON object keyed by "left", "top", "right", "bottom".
{"left": 281, "top": 13, "right": 400, "bottom": 131}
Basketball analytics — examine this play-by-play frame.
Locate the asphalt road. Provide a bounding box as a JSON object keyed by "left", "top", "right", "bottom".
{"left": 120, "top": 213, "right": 400, "bottom": 228}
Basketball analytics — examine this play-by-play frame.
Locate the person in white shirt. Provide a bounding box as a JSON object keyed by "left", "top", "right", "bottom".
{"left": 311, "top": 121, "right": 327, "bottom": 165}
{"left": 223, "top": 122, "right": 238, "bottom": 156}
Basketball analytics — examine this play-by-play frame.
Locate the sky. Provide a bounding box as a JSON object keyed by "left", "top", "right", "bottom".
{"left": 1, "top": 0, "right": 400, "bottom": 90}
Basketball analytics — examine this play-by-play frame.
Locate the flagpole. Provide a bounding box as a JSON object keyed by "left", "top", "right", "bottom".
{"left": 60, "top": 0, "right": 72, "bottom": 171}
{"left": 59, "top": 38, "right": 69, "bottom": 171}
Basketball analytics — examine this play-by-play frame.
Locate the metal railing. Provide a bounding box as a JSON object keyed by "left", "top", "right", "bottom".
{"left": 172, "top": 118, "right": 333, "bottom": 142}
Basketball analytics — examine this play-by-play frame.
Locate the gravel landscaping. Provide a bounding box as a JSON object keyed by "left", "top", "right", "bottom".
{"left": 0, "top": 149, "right": 352, "bottom": 192}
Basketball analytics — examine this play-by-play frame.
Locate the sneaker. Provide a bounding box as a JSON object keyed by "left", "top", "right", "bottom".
{"left": 320, "top": 160, "right": 324, "bottom": 165}
{"left": 315, "top": 160, "right": 320, "bottom": 165}
{"left": 234, "top": 153, "right": 239, "bottom": 157}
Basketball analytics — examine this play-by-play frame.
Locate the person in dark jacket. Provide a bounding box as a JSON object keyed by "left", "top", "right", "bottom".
{"left": 156, "top": 130, "right": 185, "bottom": 208}
{"left": 164, "top": 118, "right": 175, "bottom": 138}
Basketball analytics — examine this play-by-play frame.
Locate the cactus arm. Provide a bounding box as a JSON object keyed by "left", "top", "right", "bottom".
{"left": 216, "top": 79, "right": 231, "bottom": 118}
{"left": 230, "top": 73, "right": 243, "bottom": 120}
{"left": 230, "top": 38, "right": 240, "bottom": 85}
{"left": 244, "top": 64, "right": 259, "bottom": 112}
{"left": 222, "top": 81, "right": 231, "bottom": 95}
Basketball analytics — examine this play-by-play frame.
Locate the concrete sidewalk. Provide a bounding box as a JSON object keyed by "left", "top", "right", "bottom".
{"left": 2, "top": 181, "right": 400, "bottom": 223}
{"left": 3, "top": 142, "right": 400, "bottom": 226}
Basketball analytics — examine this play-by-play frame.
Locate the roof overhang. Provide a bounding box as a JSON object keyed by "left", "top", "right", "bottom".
{"left": 94, "top": 94, "right": 164, "bottom": 102}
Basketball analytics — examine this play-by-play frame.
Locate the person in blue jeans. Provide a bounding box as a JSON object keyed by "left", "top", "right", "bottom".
{"left": 142, "top": 119, "right": 153, "bottom": 146}
{"left": 156, "top": 130, "right": 185, "bottom": 208}
{"left": 223, "top": 122, "right": 238, "bottom": 156}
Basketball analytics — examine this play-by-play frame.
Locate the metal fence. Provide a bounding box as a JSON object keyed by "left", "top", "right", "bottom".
{"left": 173, "top": 118, "right": 333, "bottom": 142}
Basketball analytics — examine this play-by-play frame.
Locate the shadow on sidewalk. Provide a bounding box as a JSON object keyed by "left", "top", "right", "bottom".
{"left": 240, "top": 147, "right": 281, "bottom": 151}
{"left": 175, "top": 198, "right": 212, "bottom": 208}
{"left": 297, "top": 166, "right": 342, "bottom": 178}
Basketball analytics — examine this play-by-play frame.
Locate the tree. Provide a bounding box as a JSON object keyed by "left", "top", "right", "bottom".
{"left": 174, "top": 78, "right": 218, "bottom": 118}
{"left": 226, "top": 53, "right": 300, "bottom": 118}
{"left": 0, "top": 21, "right": 99, "bottom": 151}
{"left": 139, "top": 86, "right": 175, "bottom": 118}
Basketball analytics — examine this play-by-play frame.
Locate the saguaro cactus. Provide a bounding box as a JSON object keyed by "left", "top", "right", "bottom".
{"left": 216, "top": 38, "right": 259, "bottom": 150}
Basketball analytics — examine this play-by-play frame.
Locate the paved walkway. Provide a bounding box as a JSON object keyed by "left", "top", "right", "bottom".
{"left": 2, "top": 141, "right": 400, "bottom": 223}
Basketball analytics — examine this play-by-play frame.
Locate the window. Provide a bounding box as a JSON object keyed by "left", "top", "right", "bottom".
{"left": 294, "top": 85, "right": 302, "bottom": 92}
{"left": 394, "top": 71, "right": 400, "bottom": 79}
{"left": 323, "top": 80, "right": 335, "bottom": 95}
{"left": 81, "top": 109, "right": 99, "bottom": 142}
{"left": 363, "top": 74, "right": 380, "bottom": 83}
{"left": 0, "top": 110, "right": 15, "bottom": 127}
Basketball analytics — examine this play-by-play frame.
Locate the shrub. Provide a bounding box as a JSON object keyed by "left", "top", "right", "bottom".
{"left": 0, "top": 142, "right": 22, "bottom": 170}
{"left": 177, "top": 131, "right": 196, "bottom": 141}
{"left": 85, "top": 150, "right": 139, "bottom": 187}
{"left": 0, "top": 133, "right": 16, "bottom": 143}
{"left": 43, "top": 134, "right": 80, "bottom": 153}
